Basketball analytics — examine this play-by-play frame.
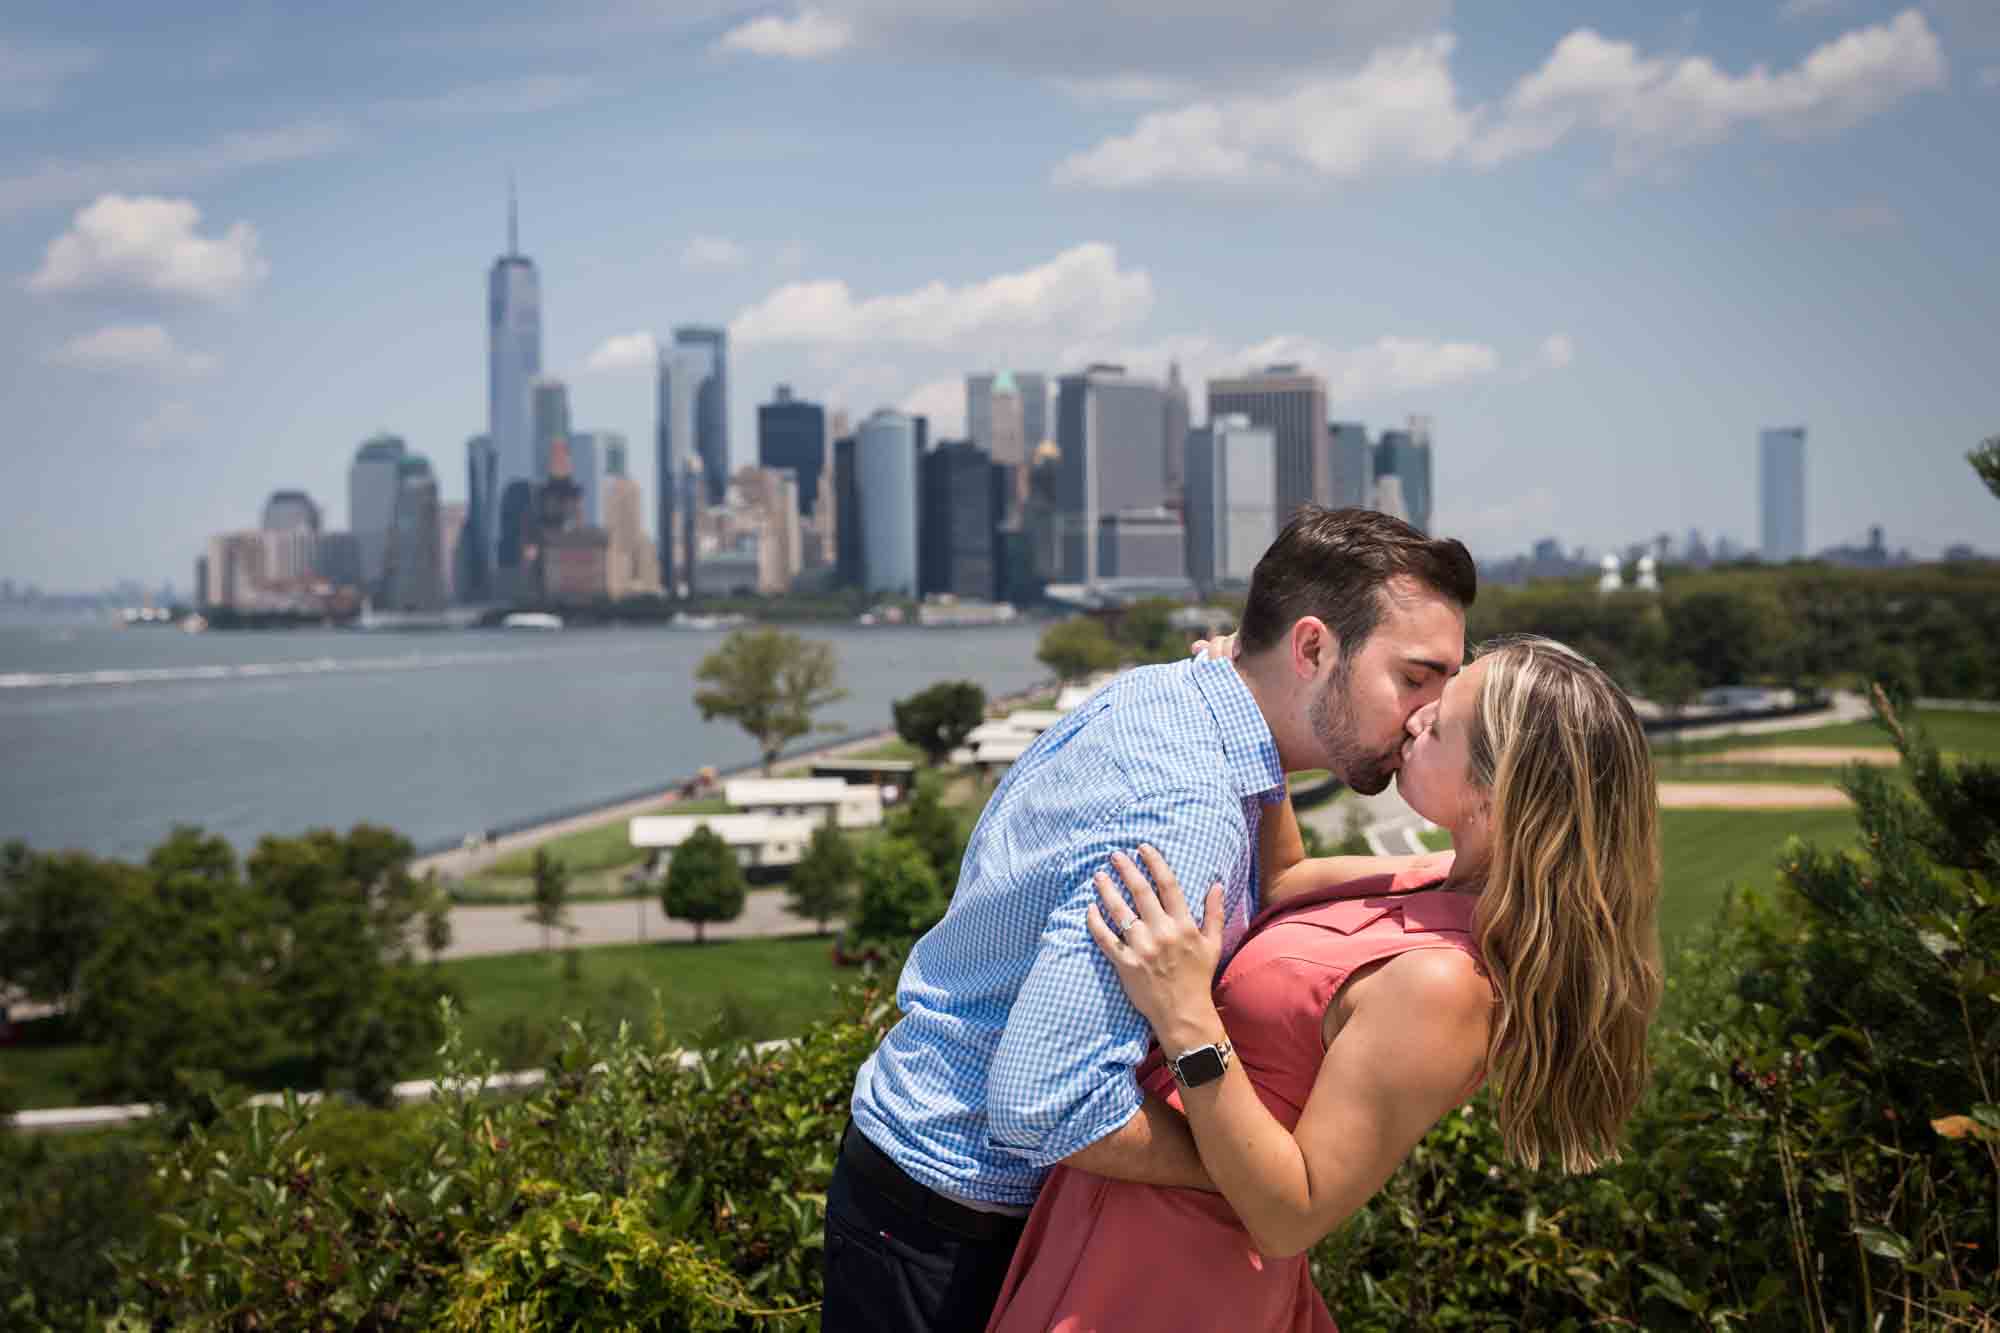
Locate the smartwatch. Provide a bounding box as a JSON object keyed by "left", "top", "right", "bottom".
{"left": 1168, "top": 1037, "right": 1234, "bottom": 1090}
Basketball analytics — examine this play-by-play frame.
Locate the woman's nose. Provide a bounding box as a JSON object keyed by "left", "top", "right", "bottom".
{"left": 1405, "top": 705, "right": 1432, "bottom": 738}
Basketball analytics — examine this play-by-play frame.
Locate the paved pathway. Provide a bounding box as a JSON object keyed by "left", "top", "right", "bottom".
{"left": 442, "top": 889, "right": 823, "bottom": 960}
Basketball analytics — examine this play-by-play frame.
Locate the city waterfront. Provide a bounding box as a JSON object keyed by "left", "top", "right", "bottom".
{"left": 0, "top": 621, "right": 1051, "bottom": 860}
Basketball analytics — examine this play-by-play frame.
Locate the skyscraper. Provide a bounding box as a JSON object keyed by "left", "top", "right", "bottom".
{"left": 604, "top": 435, "right": 629, "bottom": 478}
{"left": 921, "top": 440, "right": 997, "bottom": 600}
{"left": 463, "top": 434, "right": 497, "bottom": 602}
{"left": 567, "top": 430, "right": 605, "bottom": 526}
{"left": 1373, "top": 418, "right": 1434, "bottom": 535}
{"left": 604, "top": 472, "right": 660, "bottom": 599}
{"left": 1184, "top": 414, "right": 1277, "bottom": 592}
{"left": 966, "top": 374, "right": 995, "bottom": 454}
{"left": 1207, "top": 366, "right": 1328, "bottom": 523}
{"left": 833, "top": 431, "right": 863, "bottom": 588}
{"left": 1760, "top": 426, "right": 1806, "bottom": 561}
{"left": 1016, "top": 373, "right": 1049, "bottom": 456}
{"left": 855, "top": 410, "right": 920, "bottom": 595}
{"left": 261, "top": 490, "right": 320, "bottom": 533}
{"left": 1055, "top": 365, "right": 1170, "bottom": 585}
{"left": 1328, "top": 421, "right": 1373, "bottom": 510}
{"left": 487, "top": 184, "right": 542, "bottom": 584}
{"left": 380, "top": 455, "right": 446, "bottom": 612}
{"left": 438, "top": 502, "right": 466, "bottom": 604}
{"left": 531, "top": 377, "right": 570, "bottom": 483}
{"left": 348, "top": 433, "right": 407, "bottom": 596}
{"left": 656, "top": 344, "right": 707, "bottom": 597}
{"left": 757, "top": 384, "right": 827, "bottom": 515}
{"left": 674, "top": 326, "right": 730, "bottom": 505}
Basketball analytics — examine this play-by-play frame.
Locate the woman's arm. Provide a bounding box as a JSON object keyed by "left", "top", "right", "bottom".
{"left": 1089, "top": 847, "right": 1489, "bottom": 1257}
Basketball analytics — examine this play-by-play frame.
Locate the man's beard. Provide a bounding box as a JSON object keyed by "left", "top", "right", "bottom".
{"left": 1310, "top": 658, "right": 1401, "bottom": 796}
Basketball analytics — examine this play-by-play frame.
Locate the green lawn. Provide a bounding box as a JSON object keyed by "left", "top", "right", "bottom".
{"left": 2, "top": 934, "right": 856, "bottom": 1112}
{"left": 480, "top": 797, "right": 733, "bottom": 879}
{"left": 1663, "top": 707, "right": 2000, "bottom": 759}
{"left": 1656, "top": 807, "right": 1859, "bottom": 949}
{"left": 1404, "top": 809, "right": 1860, "bottom": 954}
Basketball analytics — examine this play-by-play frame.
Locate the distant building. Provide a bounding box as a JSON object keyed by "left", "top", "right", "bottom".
{"left": 1760, "top": 426, "right": 1806, "bottom": 561}
{"left": 204, "top": 531, "right": 266, "bottom": 609}
{"left": 604, "top": 435, "right": 629, "bottom": 478}
{"left": 988, "top": 372, "right": 1028, "bottom": 516}
{"left": 348, "top": 433, "right": 407, "bottom": 595}
{"left": 730, "top": 465, "right": 803, "bottom": 592}
{"left": 691, "top": 535, "right": 763, "bottom": 597}
{"left": 1185, "top": 414, "right": 1277, "bottom": 591}
{"left": 675, "top": 326, "right": 731, "bottom": 505}
{"left": 970, "top": 370, "right": 1047, "bottom": 474}
{"left": 463, "top": 434, "right": 497, "bottom": 601}
{"left": 1373, "top": 417, "right": 1434, "bottom": 534}
{"left": 531, "top": 377, "right": 570, "bottom": 484}
{"left": 567, "top": 431, "right": 608, "bottom": 526}
{"left": 833, "top": 432, "right": 863, "bottom": 588}
{"left": 1207, "top": 365, "right": 1327, "bottom": 524}
{"left": 262, "top": 490, "right": 320, "bottom": 533}
{"left": 757, "top": 385, "right": 827, "bottom": 515}
{"left": 656, "top": 343, "right": 711, "bottom": 594}
{"left": 1374, "top": 474, "right": 1410, "bottom": 524}
{"left": 604, "top": 475, "right": 661, "bottom": 599}
{"left": 380, "top": 455, "right": 446, "bottom": 612}
{"left": 1163, "top": 361, "right": 1190, "bottom": 512}
{"left": 1055, "top": 365, "right": 1170, "bottom": 586}
{"left": 921, "top": 440, "right": 997, "bottom": 600}
{"left": 542, "top": 529, "right": 610, "bottom": 604}
{"left": 488, "top": 186, "right": 541, "bottom": 583}
{"left": 438, "top": 502, "right": 467, "bottom": 604}
{"left": 1328, "top": 421, "right": 1372, "bottom": 510}
{"left": 855, "top": 410, "right": 920, "bottom": 595}
{"left": 1097, "top": 508, "right": 1186, "bottom": 581}
{"left": 314, "top": 532, "right": 361, "bottom": 589}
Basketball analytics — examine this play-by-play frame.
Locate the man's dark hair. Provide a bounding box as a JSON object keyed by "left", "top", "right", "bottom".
{"left": 1237, "top": 506, "right": 1476, "bottom": 658}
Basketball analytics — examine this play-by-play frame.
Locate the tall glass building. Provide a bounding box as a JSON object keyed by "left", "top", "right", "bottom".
{"left": 567, "top": 431, "right": 605, "bottom": 527}
{"left": 1055, "top": 365, "right": 1170, "bottom": 586}
{"left": 655, "top": 345, "right": 709, "bottom": 596}
{"left": 757, "top": 384, "right": 827, "bottom": 515}
{"left": 462, "top": 434, "right": 497, "bottom": 602}
{"left": 348, "top": 433, "right": 408, "bottom": 596}
{"left": 1207, "top": 366, "right": 1328, "bottom": 525}
{"left": 1185, "top": 414, "right": 1277, "bottom": 591}
{"left": 1328, "top": 421, "right": 1373, "bottom": 510}
{"left": 1373, "top": 418, "right": 1434, "bottom": 535}
{"left": 531, "top": 377, "right": 570, "bottom": 484}
{"left": 1759, "top": 426, "right": 1806, "bottom": 561}
{"left": 674, "top": 326, "right": 730, "bottom": 506}
{"left": 487, "top": 189, "right": 542, "bottom": 585}
{"left": 382, "top": 455, "right": 446, "bottom": 612}
{"left": 856, "top": 410, "right": 920, "bottom": 595}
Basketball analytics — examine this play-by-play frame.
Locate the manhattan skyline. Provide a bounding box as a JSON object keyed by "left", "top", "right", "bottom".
{"left": 2, "top": 0, "right": 1996, "bottom": 589}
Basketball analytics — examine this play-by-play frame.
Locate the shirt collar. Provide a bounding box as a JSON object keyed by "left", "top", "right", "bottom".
{"left": 1187, "top": 655, "right": 1286, "bottom": 802}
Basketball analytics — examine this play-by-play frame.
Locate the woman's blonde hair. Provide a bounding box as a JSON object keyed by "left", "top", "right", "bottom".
{"left": 1463, "top": 634, "right": 1662, "bottom": 1173}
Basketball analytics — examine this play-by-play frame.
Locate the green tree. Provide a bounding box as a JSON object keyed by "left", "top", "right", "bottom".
{"left": 1036, "top": 616, "right": 1121, "bottom": 684}
{"left": 787, "top": 821, "right": 858, "bottom": 935}
{"left": 1969, "top": 432, "right": 2000, "bottom": 499}
{"left": 661, "top": 825, "right": 746, "bottom": 945}
{"left": 1111, "top": 597, "right": 1186, "bottom": 664}
{"left": 887, "top": 776, "right": 965, "bottom": 888}
{"left": 526, "top": 849, "right": 571, "bottom": 952}
{"left": 1334, "top": 803, "right": 1371, "bottom": 857}
{"left": 892, "top": 679, "right": 987, "bottom": 766}
{"left": 693, "top": 627, "right": 847, "bottom": 775}
{"left": 849, "top": 835, "right": 946, "bottom": 947}
{"left": 0, "top": 842, "right": 141, "bottom": 1011}
{"left": 1662, "top": 583, "right": 1797, "bottom": 688}
{"left": 422, "top": 876, "right": 453, "bottom": 964}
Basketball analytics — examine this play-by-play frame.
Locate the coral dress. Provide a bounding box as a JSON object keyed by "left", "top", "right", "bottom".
{"left": 985, "top": 855, "right": 1480, "bottom": 1333}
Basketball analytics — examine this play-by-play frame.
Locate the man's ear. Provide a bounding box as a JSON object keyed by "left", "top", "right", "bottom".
{"left": 1290, "top": 617, "right": 1337, "bottom": 680}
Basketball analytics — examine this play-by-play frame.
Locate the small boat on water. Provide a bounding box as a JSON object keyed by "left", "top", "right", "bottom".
{"left": 669, "top": 611, "right": 748, "bottom": 631}
{"left": 501, "top": 612, "right": 564, "bottom": 631}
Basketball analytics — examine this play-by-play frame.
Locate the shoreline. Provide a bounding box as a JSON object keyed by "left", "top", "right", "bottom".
{"left": 411, "top": 676, "right": 1054, "bottom": 883}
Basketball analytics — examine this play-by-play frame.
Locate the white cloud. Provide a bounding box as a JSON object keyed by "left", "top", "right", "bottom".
{"left": 0, "top": 37, "right": 97, "bottom": 111}
{"left": 27, "top": 195, "right": 269, "bottom": 305}
{"left": 1058, "top": 10, "right": 1947, "bottom": 187}
{"left": 1054, "top": 36, "right": 1472, "bottom": 188}
{"left": 681, "top": 234, "right": 749, "bottom": 271}
{"left": 1050, "top": 72, "right": 1194, "bottom": 105}
{"left": 731, "top": 242, "right": 1155, "bottom": 347}
{"left": 134, "top": 400, "right": 197, "bottom": 450}
{"left": 776, "top": 239, "right": 808, "bottom": 268}
{"left": 583, "top": 331, "right": 660, "bottom": 374}
{"left": 899, "top": 378, "right": 965, "bottom": 436}
{"left": 715, "top": 9, "right": 854, "bottom": 59}
{"left": 1537, "top": 333, "right": 1575, "bottom": 370}
{"left": 1476, "top": 9, "right": 1946, "bottom": 171}
{"left": 49, "top": 324, "right": 217, "bottom": 378}
{"left": 0, "top": 121, "right": 351, "bottom": 219}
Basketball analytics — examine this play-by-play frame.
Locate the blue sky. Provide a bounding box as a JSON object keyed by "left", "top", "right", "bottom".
{"left": 3, "top": 0, "right": 1996, "bottom": 590}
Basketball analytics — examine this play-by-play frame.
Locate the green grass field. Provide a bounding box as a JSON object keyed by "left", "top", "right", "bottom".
{"left": 1405, "top": 808, "right": 1860, "bottom": 954}
{"left": 1664, "top": 706, "right": 2000, "bottom": 759}
{"left": 2, "top": 934, "right": 853, "bottom": 1112}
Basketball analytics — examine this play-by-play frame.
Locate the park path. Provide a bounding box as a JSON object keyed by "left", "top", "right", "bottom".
{"left": 442, "top": 890, "right": 822, "bottom": 960}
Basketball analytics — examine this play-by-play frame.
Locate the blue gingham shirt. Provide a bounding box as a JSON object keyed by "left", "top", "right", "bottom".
{"left": 849, "top": 655, "right": 1285, "bottom": 1206}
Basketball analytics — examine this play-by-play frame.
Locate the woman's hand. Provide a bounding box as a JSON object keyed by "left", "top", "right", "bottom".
{"left": 1189, "top": 631, "right": 1238, "bottom": 662}
{"left": 1085, "top": 846, "right": 1226, "bottom": 1050}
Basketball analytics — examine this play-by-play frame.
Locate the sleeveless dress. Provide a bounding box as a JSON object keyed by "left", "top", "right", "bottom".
{"left": 985, "top": 855, "right": 1481, "bottom": 1333}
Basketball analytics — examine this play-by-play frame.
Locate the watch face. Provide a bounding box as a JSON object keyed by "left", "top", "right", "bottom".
{"left": 1177, "top": 1045, "right": 1226, "bottom": 1086}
